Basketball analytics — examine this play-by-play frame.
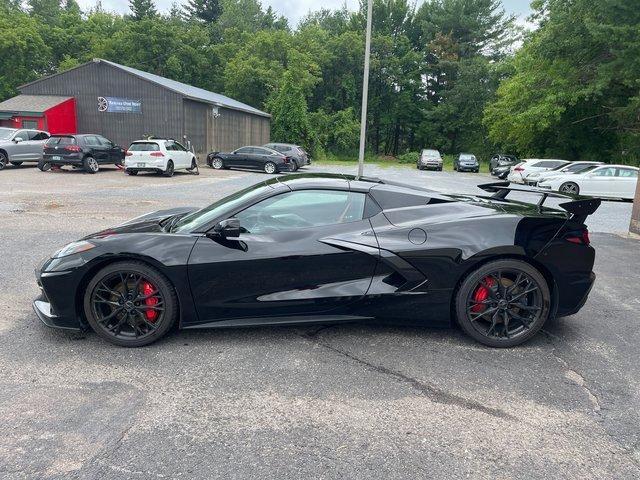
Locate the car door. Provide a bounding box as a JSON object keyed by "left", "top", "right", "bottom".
{"left": 580, "top": 166, "right": 617, "bottom": 196}
{"left": 83, "top": 135, "right": 109, "bottom": 162}
{"left": 187, "top": 189, "right": 380, "bottom": 324}
{"left": 249, "top": 147, "right": 274, "bottom": 170}
{"left": 615, "top": 168, "right": 639, "bottom": 199}
{"left": 23, "top": 131, "right": 49, "bottom": 160}
{"left": 227, "top": 147, "right": 252, "bottom": 168}
{"left": 97, "top": 136, "right": 122, "bottom": 164}
{"left": 8, "top": 130, "right": 31, "bottom": 161}
{"left": 174, "top": 141, "right": 191, "bottom": 168}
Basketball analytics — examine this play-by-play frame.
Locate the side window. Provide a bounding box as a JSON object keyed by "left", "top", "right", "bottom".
{"left": 617, "top": 168, "right": 638, "bottom": 178}
{"left": 26, "top": 131, "right": 41, "bottom": 140}
{"left": 592, "top": 167, "right": 617, "bottom": 177}
{"left": 84, "top": 136, "right": 101, "bottom": 147}
{"left": 14, "top": 130, "right": 28, "bottom": 141}
{"left": 235, "top": 147, "right": 251, "bottom": 154}
{"left": 253, "top": 148, "right": 270, "bottom": 155}
{"left": 174, "top": 142, "right": 187, "bottom": 151}
{"left": 97, "top": 136, "right": 112, "bottom": 147}
{"left": 235, "top": 190, "right": 367, "bottom": 234}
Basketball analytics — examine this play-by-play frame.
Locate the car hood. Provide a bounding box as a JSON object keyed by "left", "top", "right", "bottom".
{"left": 85, "top": 207, "right": 198, "bottom": 237}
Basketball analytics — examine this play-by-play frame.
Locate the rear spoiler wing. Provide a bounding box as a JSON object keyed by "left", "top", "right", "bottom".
{"left": 478, "top": 181, "right": 601, "bottom": 223}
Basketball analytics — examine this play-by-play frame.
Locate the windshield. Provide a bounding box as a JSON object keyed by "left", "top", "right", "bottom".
{"left": 171, "top": 183, "right": 273, "bottom": 233}
{"left": 46, "top": 136, "right": 76, "bottom": 145}
{"left": 577, "top": 165, "right": 600, "bottom": 174}
{"left": 460, "top": 154, "right": 476, "bottom": 161}
{"left": 0, "top": 128, "right": 15, "bottom": 140}
{"left": 129, "top": 142, "right": 160, "bottom": 151}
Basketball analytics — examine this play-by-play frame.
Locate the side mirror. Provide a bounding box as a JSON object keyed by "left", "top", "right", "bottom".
{"left": 211, "top": 218, "right": 241, "bottom": 239}
{"left": 14, "top": 137, "right": 23, "bottom": 143}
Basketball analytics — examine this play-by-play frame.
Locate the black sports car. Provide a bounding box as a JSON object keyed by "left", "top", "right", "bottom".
{"left": 33, "top": 174, "right": 600, "bottom": 348}
{"left": 207, "top": 146, "right": 295, "bottom": 174}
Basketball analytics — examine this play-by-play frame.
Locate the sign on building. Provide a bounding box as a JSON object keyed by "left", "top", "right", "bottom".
{"left": 97, "top": 96, "right": 142, "bottom": 114}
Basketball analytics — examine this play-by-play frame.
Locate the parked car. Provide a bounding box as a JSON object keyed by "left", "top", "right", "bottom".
{"left": 453, "top": 153, "right": 479, "bottom": 172}
{"left": 529, "top": 161, "right": 603, "bottom": 186}
{"left": 263, "top": 143, "right": 310, "bottom": 171}
{"left": 0, "top": 127, "right": 50, "bottom": 170}
{"left": 33, "top": 174, "right": 601, "bottom": 348}
{"left": 490, "top": 154, "right": 519, "bottom": 178}
{"left": 507, "top": 159, "right": 570, "bottom": 185}
{"left": 125, "top": 139, "right": 197, "bottom": 177}
{"left": 489, "top": 154, "right": 518, "bottom": 172}
{"left": 417, "top": 149, "right": 443, "bottom": 171}
{"left": 538, "top": 164, "right": 639, "bottom": 199}
{"left": 207, "top": 146, "right": 295, "bottom": 174}
{"left": 41, "top": 134, "right": 125, "bottom": 174}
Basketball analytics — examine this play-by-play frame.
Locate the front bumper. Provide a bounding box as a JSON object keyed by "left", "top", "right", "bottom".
{"left": 34, "top": 261, "right": 86, "bottom": 331}
{"left": 457, "top": 164, "right": 479, "bottom": 171}
{"left": 419, "top": 162, "right": 443, "bottom": 169}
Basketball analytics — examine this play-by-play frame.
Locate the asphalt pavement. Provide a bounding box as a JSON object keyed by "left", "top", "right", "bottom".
{"left": 0, "top": 163, "right": 639, "bottom": 479}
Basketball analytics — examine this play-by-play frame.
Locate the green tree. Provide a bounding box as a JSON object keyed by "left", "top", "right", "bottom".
{"left": 185, "top": 0, "right": 221, "bottom": 23}
{"left": 268, "top": 71, "right": 310, "bottom": 146}
{"left": 129, "top": 0, "right": 157, "bottom": 20}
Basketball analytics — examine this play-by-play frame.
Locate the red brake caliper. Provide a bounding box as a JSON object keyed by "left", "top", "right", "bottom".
{"left": 470, "top": 276, "right": 495, "bottom": 313}
{"left": 141, "top": 281, "right": 158, "bottom": 322}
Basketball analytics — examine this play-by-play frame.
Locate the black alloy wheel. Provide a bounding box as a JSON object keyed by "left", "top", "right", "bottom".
{"left": 163, "top": 160, "right": 174, "bottom": 177}
{"left": 456, "top": 259, "right": 550, "bottom": 347}
{"left": 83, "top": 261, "right": 177, "bottom": 347}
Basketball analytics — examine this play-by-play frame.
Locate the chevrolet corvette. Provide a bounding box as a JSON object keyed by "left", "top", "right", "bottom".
{"left": 33, "top": 174, "right": 600, "bottom": 348}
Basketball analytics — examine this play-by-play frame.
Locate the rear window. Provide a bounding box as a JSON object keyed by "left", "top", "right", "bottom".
{"left": 129, "top": 142, "right": 160, "bottom": 152}
{"left": 46, "top": 136, "right": 76, "bottom": 145}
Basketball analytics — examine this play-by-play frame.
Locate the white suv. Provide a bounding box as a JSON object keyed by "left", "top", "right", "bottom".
{"left": 125, "top": 139, "right": 197, "bottom": 177}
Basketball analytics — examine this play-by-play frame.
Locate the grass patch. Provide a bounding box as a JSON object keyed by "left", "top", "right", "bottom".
{"left": 315, "top": 152, "right": 491, "bottom": 173}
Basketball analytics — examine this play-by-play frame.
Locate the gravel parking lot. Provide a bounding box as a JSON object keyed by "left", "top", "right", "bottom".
{"left": 1, "top": 164, "right": 639, "bottom": 479}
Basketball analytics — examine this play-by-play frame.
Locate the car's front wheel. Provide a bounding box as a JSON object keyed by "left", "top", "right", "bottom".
{"left": 455, "top": 259, "right": 551, "bottom": 347}
{"left": 0, "top": 153, "right": 7, "bottom": 170}
{"left": 83, "top": 156, "right": 99, "bottom": 174}
{"left": 559, "top": 182, "right": 580, "bottom": 195}
{"left": 264, "top": 161, "right": 277, "bottom": 174}
{"left": 83, "top": 261, "right": 178, "bottom": 347}
{"left": 211, "top": 157, "right": 224, "bottom": 170}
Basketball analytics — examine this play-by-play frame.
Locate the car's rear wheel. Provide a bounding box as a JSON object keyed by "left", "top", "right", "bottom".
{"left": 83, "top": 156, "right": 99, "bottom": 174}
{"left": 37, "top": 159, "right": 51, "bottom": 171}
{"left": 264, "top": 161, "right": 277, "bottom": 174}
{"left": 211, "top": 157, "right": 223, "bottom": 169}
{"left": 455, "top": 259, "right": 551, "bottom": 347}
{"left": 163, "top": 160, "right": 174, "bottom": 177}
{"left": 559, "top": 182, "right": 580, "bottom": 195}
{"left": 291, "top": 160, "right": 299, "bottom": 172}
{"left": 0, "top": 153, "right": 7, "bottom": 170}
{"left": 83, "top": 261, "right": 178, "bottom": 347}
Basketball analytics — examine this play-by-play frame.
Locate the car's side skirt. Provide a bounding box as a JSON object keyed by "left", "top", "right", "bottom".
{"left": 181, "top": 314, "right": 374, "bottom": 329}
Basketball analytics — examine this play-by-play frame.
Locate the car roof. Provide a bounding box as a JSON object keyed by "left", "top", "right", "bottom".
{"left": 265, "top": 143, "right": 299, "bottom": 147}
{"left": 593, "top": 164, "right": 639, "bottom": 170}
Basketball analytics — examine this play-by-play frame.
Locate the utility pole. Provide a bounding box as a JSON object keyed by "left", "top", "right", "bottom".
{"left": 630, "top": 174, "right": 640, "bottom": 235}
{"left": 356, "top": 0, "right": 373, "bottom": 179}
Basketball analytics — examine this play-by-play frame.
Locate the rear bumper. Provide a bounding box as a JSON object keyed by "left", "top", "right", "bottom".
{"left": 556, "top": 271, "right": 596, "bottom": 317}
{"left": 44, "top": 153, "right": 83, "bottom": 165}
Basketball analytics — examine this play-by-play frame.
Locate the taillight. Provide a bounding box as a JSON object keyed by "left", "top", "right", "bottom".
{"left": 565, "top": 228, "right": 590, "bottom": 245}
{"left": 66, "top": 145, "right": 82, "bottom": 152}
{"left": 283, "top": 156, "right": 290, "bottom": 163}
{"left": 150, "top": 152, "right": 164, "bottom": 157}
{"left": 513, "top": 166, "right": 524, "bottom": 171}
{"left": 125, "top": 151, "right": 133, "bottom": 156}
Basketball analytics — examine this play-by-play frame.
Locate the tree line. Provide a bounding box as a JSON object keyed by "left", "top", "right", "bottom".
{"left": 0, "top": 0, "right": 638, "bottom": 164}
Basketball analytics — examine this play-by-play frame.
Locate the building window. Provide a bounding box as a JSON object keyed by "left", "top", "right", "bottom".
{"left": 21, "top": 120, "right": 38, "bottom": 129}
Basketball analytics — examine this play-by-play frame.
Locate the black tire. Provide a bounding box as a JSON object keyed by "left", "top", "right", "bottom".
{"left": 0, "top": 153, "right": 7, "bottom": 170}
{"left": 455, "top": 259, "right": 551, "bottom": 348}
{"left": 211, "top": 157, "right": 224, "bottom": 170}
{"left": 264, "top": 161, "right": 277, "bottom": 174}
{"left": 291, "top": 160, "right": 299, "bottom": 172}
{"left": 559, "top": 182, "right": 580, "bottom": 195}
{"left": 163, "top": 160, "right": 174, "bottom": 177}
{"left": 83, "top": 156, "right": 99, "bottom": 174}
{"left": 83, "top": 261, "right": 178, "bottom": 347}
{"left": 10, "top": 161, "right": 23, "bottom": 166}
{"left": 37, "top": 159, "right": 51, "bottom": 171}
{"left": 126, "top": 170, "right": 138, "bottom": 176}
{"left": 187, "top": 157, "right": 197, "bottom": 171}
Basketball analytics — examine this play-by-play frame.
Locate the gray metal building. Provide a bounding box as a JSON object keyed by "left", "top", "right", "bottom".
{"left": 18, "top": 58, "right": 270, "bottom": 156}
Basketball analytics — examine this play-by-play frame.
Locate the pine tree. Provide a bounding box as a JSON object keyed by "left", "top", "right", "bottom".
{"left": 185, "top": 0, "right": 221, "bottom": 23}
{"left": 129, "top": 0, "right": 156, "bottom": 20}
{"left": 269, "top": 71, "right": 310, "bottom": 146}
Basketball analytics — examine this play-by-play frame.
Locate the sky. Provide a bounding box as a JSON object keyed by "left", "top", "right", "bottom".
{"left": 78, "top": 0, "right": 533, "bottom": 27}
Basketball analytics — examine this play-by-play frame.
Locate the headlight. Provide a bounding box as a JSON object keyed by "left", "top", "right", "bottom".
{"left": 53, "top": 240, "right": 96, "bottom": 258}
